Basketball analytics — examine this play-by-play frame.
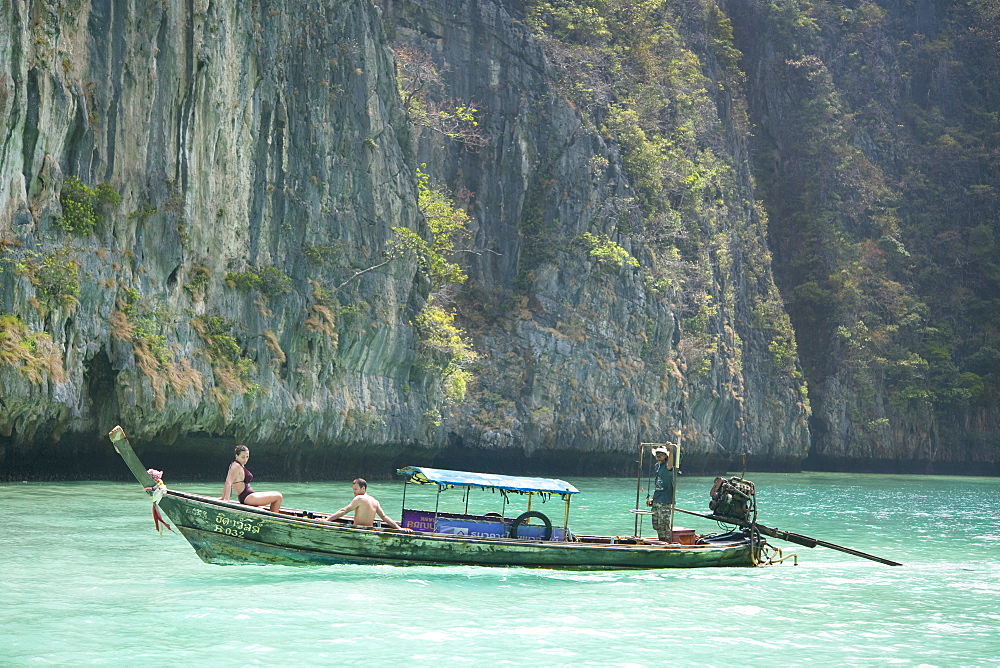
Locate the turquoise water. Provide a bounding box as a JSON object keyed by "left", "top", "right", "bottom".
{"left": 2, "top": 472, "right": 999, "bottom": 666}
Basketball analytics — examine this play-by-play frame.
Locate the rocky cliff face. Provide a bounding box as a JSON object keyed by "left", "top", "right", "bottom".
{"left": 379, "top": 0, "right": 809, "bottom": 475}
{"left": 0, "top": 0, "right": 809, "bottom": 480}
{"left": 728, "top": 0, "right": 1000, "bottom": 474}
{"left": 1, "top": 0, "right": 441, "bottom": 478}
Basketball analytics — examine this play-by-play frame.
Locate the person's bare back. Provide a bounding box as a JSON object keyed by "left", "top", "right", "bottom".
{"left": 327, "top": 478, "right": 403, "bottom": 530}
{"left": 343, "top": 492, "right": 381, "bottom": 526}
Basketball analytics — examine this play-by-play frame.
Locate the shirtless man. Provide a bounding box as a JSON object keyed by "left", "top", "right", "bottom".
{"left": 326, "top": 478, "right": 406, "bottom": 529}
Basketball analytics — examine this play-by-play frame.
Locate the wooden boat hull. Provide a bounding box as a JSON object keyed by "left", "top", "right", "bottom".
{"left": 157, "top": 491, "right": 758, "bottom": 569}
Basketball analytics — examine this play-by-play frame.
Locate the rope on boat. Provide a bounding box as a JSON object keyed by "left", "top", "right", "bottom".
{"left": 764, "top": 546, "right": 799, "bottom": 566}
{"left": 746, "top": 523, "right": 798, "bottom": 566}
{"left": 749, "top": 525, "right": 763, "bottom": 566}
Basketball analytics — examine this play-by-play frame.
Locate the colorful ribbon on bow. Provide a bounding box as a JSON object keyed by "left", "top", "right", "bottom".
{"left": 152, "top": 503, "right": 175, "bottom": 535}
{"left": 145, "top": 468, "right": 174, "bottom": 535}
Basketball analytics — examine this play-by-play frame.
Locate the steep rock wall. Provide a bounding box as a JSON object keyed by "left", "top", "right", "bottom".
{"left": 728, "top": 0, "right": 1000, "bottom": 474}
{"left": 0, "top": 0, "right": 810, "bottom": 480}
{"left": 1, "top": 0, "right": 440, "bottom": 478}
{"left": 379, "top": 0, "right": 810, "bottom": 474}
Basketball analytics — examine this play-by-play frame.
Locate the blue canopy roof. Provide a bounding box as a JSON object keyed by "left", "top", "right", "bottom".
{"left": 397, "top": 466, "right": 579, "bottom": 495}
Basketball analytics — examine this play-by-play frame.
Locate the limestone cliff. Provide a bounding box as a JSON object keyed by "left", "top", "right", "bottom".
{"left": 1, "top": 0, "right": 441, "bottom": 478}
{"left": 0, "top": 0, "right": 809, "bottom": 480}
{"left": 379, "top": 0, "right": 809, "bottom": 474}
{"left": 728, "top": 0, "right": 1000, "bottom": 474}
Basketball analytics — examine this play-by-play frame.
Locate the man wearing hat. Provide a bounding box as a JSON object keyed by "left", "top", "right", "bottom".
{"left": 646, "top": 443, "right": 677, "bottom": 541}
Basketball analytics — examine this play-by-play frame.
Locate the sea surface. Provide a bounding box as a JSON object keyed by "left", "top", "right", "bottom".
{"left": 2, "top": 471, "right": 999, "bottom": 666}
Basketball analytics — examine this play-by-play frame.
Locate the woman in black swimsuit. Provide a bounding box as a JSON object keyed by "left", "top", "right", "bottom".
{"left": 221, "top": 445, "right": 283, "bottom": 512}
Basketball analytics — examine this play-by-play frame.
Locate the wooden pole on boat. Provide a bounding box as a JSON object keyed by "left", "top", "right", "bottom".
{"left": 108, "top": 426, "right": 156, "bottom": 488}
{"left": 563, "top": 494, "right": 571, "bottom": 534}
{"left": 400, "top": 477, "right": 408, "bottom": 520}
{"left": 673, "top": 507, "right": 903, "bottom": 566}
{"left": 634, "top": 442, "right": 645, "bottom": 537}
{"left": 669, "top": 432, "right": 680, "bottom": 536}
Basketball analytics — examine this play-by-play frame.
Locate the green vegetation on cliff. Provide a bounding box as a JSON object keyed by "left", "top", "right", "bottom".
{"left": 525, "top": 0, "right": 799, "bottom": 386}
{"left": 398, "top": 168, "right": 478, "bottom": 409}
{"left": 0, "top": 315, "right": 65, "bottom": 385}
{"left": 55, "top": 177, "right": 121, "bottom": 236}
{"left": 734, "top": 0, "right": 1000, "bottom": 457}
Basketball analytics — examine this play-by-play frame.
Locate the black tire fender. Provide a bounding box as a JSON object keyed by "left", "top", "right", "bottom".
{"left": 509, "top": 510, "right": 552, "bottom": 540}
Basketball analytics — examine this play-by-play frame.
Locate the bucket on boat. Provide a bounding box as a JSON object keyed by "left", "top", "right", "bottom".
{"left": 671, "top": 528, "right": 696, "bottom": 545}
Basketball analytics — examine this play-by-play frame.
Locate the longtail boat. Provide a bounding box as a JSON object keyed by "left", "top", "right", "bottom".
{"left": 109, "top": 426, "right": 775, "bottom": 569}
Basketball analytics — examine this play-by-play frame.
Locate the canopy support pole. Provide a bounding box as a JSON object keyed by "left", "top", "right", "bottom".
{"left": 670, "top": 433, "right": 681, "bottom": 536}
{"left": 563, "top": 495, "right": 571, "bottom": 533}
{"left": 634, "top": 443, "right": 645, "bottom": 537}
{"left": 435, "top": 486, "right": 442, "bottom": 527}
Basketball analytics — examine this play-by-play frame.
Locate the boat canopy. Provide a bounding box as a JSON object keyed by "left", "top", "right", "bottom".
{"left": 397, "top": 466, "right": 579, "bottom": 495}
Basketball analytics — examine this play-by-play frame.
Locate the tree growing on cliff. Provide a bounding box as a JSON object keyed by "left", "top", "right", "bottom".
{"left": 332, "top": 167, "right": 479, "bottom": 408}
{"left": 398, "top": 169, "right": 478, "bottom": 408}
{"left": 55, "top": 177, "right": 121, "bottom": 236}
{"left": 391, "top": 42, "right": 487, "bottom": 148}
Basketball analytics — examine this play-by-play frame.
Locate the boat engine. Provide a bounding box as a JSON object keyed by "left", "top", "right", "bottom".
{"left": 708, "top": 476, "right": 756, "bottom": 524}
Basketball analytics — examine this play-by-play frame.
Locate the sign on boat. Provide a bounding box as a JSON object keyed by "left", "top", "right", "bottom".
{"left": 109, "top": 427, "right": 898, "bottom": 569}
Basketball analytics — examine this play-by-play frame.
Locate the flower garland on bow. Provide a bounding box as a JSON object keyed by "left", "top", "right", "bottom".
{"left": 145, "top": 469, "right": 174, "bottom": 535}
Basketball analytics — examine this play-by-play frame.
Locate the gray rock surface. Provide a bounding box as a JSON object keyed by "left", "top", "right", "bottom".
{"left": 0, "top": 0, "right": 808, "bottom": 480}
